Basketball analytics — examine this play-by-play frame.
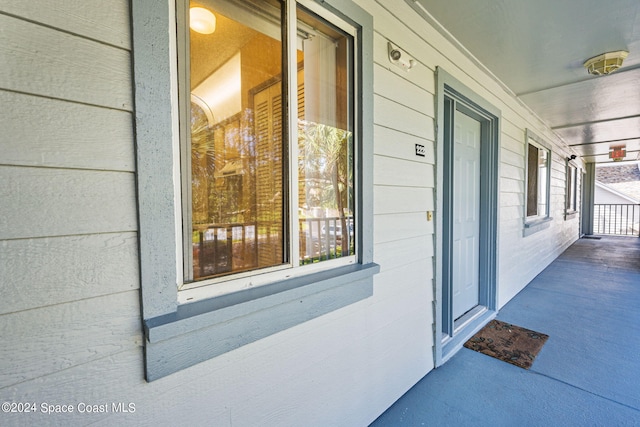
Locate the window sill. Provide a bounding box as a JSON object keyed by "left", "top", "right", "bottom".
{"left": 144, "top": 262, "right": 379, "bottom": 381}
{"left": 565, "top": 211, "right": 578, "bottom": 220}
{"left": 523, "top": 217, "right": 553, "bottom": 237}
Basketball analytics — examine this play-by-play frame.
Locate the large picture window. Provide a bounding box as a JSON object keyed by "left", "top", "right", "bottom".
{"left": 181, "top": 0, "right": 356, "bottom": 287}
{"left": 131, "top": 0, "right": 375, "bottom": 380}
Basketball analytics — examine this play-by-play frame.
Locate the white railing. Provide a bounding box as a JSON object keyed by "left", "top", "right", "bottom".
{"left": 593, "top": 204, "right": 640, "bottom": 236}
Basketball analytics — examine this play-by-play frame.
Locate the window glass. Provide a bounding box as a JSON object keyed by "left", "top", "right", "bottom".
{"left": 296, "top": 6, "right": 354, "bottom": 264}
{"left": 567, "top": 166, "right": 577, "bottom": 211}
{"left": 187, "top": 0, "right": 285, "bottom": 281}
{"left": 537, "top": 147, "right": 548, "bottom": 217}
{"left": 183, "top": 0, "right": 355, "bottom": 284}
{"left": 526, "top": 143, "right": 539, "bottom": 217}
{"left": 526, "top": 142, "right": 549, "bottom": 218}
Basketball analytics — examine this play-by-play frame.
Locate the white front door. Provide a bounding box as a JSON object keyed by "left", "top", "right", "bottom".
{"left": 451, "top": 109, "right": 481, "bottom": 320}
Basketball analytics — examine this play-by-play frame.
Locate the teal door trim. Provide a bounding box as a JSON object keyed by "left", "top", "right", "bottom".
{"left": 435, "top": 67, "right": 501, "bottom": 366}
{"left": 581, "top": 163, "right": 596, "bottom": 236}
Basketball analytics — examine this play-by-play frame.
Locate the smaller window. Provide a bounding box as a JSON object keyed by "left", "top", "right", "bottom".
{"left": 524, "top": 130, "right": 552, "bottom": 236}
{"left": 526, "top": 142, "right": 550, "bottom": 218}
{"left": 566, "top": 164, "right": 578, "bottom": 213}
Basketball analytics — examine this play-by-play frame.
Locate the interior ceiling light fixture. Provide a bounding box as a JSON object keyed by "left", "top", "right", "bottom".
{"left": 584, "top": 50, "right": 628, "bottom": 76}
{"left": 190, "top": 7, "right": 216, "bottom": 34}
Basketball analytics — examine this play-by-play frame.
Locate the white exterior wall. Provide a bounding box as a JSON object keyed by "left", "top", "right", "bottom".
{"left": 0, "top": 0, "right": 579, "bottom": 426}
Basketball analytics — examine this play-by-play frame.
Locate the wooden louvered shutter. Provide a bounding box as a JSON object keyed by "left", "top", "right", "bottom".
{"left": 254, "top": 81, "right": 284, "bottom": 267}
{"left": 297, "top": 68, "right": 306, "bottom": 211}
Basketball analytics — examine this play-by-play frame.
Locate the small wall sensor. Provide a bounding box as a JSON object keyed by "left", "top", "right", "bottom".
{"left": 388, "top": 42, "right": 415, "bottom": 71}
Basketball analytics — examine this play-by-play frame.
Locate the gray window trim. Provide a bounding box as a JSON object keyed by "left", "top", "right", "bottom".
{"left": 131, "top": 0, "right": 377, "bottom": 382}
{"left": 523, "top": 129, "right": 552, "bottom": 236}
{"left": 523, "top": 217, "right": 552, "bottom": 236}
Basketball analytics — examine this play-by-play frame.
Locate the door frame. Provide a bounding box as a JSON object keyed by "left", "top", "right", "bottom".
{"left": 435, "top": 67, "right": 500, "bottom": 366}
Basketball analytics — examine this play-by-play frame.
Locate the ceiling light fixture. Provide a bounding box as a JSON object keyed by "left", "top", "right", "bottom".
{"left": 190, "top": 7, "right": 216, "bottom": 34}
{"left": 584, "top": 50, "right": 628, "bottom": 76}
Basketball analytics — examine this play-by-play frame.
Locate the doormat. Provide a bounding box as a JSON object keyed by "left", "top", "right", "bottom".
{"left": 463, "top": 319, "right": 549, "bottom": 369}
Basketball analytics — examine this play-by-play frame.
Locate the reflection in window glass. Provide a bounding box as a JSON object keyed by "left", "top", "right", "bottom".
{"left": 188, "top": 0, "right": 285, "bottom": 280}
{"left": 297, "top": 6, "right": 354, "bottom": 264}
{"left": 526, "top": 143, "right": 549, "bottom": 218}
{"left": 567, "top": 166, "right": 577, "bottom": 211}
{"left": 184, "top": 0, "right": 356, "bottom": 282}
{"left": 537, "top": 148, "right": 548, "bottom": 217}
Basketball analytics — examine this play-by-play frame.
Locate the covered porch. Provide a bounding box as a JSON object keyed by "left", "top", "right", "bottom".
{"left": 373, "top": 236, "right": 640, "bottom": 425}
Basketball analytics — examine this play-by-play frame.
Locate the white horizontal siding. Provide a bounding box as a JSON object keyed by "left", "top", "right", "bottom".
{"left": 0, "top": 0, "right": 130, "bottom": 48}
{"left": 501, "top": 146, "right": 525, "bottom": 168}
{"left": 502, "top": 163, "right": 525, "bottom": 181}
{"left": 375, "top": 186, "right": 433, "bottom": 214}
{"left": 374, "top": 94, "right": 434, "bottom": 138}
{"left": 0, "top": 167, "right": 137, "bottom": 240}
{"left": 0, "top": 3, "right": 142, "bottom": 425}
{"left": 374, "top": 155, "right": 434, "bottom": 187}
{"left": 368, "top": 0, "right": 439, "bottom": 419}
{"left": 0, "top": 290, "right": 141, "bottom": 387}
{"left": 375, "top": 235, "right": 434, "bottom": 273}
{"left": 374, "top": 125, "right": 435, "bottom": 163}
{"left": 500, "top": 192, "right": 525, "bottom": 208}
{"left": 3, "top": 282, "right": 430, "bottom": 426}
{"left": 0, "top": 92, "right": 134, "bottom": 171}
{"left": 0, "top": 14, "right": 131, "bottom": 110}
{"left": 502, "top": 133, "right": 526, "bottom": 157}
{"left": 374, "top": 63, "right": 434, "bottom": 116}
{"left": 375, "top": 212, "right": 434, "bottom": 244}
{"left": 0, "top": 232, "right": 138, "bottom": 315}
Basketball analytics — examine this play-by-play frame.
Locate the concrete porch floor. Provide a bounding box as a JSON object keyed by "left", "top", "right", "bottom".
{"left": 372, "top": 236, "right": 640, "bottom": 426}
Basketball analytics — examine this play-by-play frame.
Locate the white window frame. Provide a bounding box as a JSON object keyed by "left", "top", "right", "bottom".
{"left": 523, "top": 129, "right": 552, "bottom": 236}
{"left": 132, "top": 0, "right": 377, "bottom": 381}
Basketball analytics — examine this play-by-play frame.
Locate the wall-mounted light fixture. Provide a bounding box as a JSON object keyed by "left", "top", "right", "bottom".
{"left": 388, "top": 42, "right": 415, "bottom": 71}
{"left": 584, "top": 51, "right": 628, "bottom": 76}
{"left": 190, "top": 6, "right": 216, "bottom": 34}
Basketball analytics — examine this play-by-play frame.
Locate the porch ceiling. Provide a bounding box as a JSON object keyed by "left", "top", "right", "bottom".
{"left": 411, "top": 0, "right": 640, "bottom": 164}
